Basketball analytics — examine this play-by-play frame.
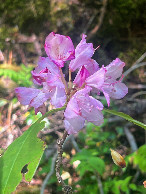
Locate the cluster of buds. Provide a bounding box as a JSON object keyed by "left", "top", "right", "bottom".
{"left": 15, "top": 32, "right": 128, "bottom": 134}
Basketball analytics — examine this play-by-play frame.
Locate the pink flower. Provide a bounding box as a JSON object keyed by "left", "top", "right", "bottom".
{"left": 69, "top": 34, "right": 94, "bottom": 72}
{"left": 32, "top": 57, "right": 63, "bottom": 87}
{"left": 73, "top": 59, "right": 99, "bottom": 87}
{"left": 15, "top": 32, "right": 128, "bottom": 131}
{"left": 64, "top": 87, "right": 104, "bottom": 134}
{"left": 45, "top": 32, "right": 75, "bottom": 67}
{"left": 86, "top": 58, "right": 128, "bottom": 106}
{"left": 15, "top": 87, "right": 51, "bottom": 114}
{"left": 16, "top": 55, "right": 67, "bottom": 114}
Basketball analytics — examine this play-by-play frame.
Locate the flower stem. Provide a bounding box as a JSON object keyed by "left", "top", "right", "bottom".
{"left": 68, "top": 70, "right": 72, "bottom": 89}
{"left": 59, "top": 68, "right": 69, "bottom": 94}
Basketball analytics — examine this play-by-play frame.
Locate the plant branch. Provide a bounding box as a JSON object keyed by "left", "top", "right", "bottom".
{"left": 123, "top": 62, "right": 146, "bottom": 79}
{"left": 40, "top": 152, "right": 58, "bottom": 194}
{"left": 56, "top": 130, "right": 73, "bottom": 194}
{"left": 59, "top": 68, "right": 69, "bottom": 94}
{"left": 87, "top": 0, "right": 108, "bottom": 40}
{"left": 124, "top": 125, "right": 138, "bottom": 152}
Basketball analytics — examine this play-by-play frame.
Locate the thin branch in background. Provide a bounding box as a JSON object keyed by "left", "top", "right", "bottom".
{"left": 123, "top": 52, "right": 146, "bottom": 79}
{"left": 70, "top": 135, "right": 81, "bottom": 152}
{"left": 127, "top": 83, "right": 146, "bottom": 89}
{"left": 82, "top": 11, "right": 99, "bottom": 35}
{"left": 15, "top": 44, "right": 27, "bottom": 65}
{"left": 124, "top": 125, "right": 138, "bottom": 152}
{"left": 87, "top": 0, "right": 108, "bottom": 40}
{"left": 131, "top": 91, "right": 146, "bottom": 99}
{"left": 123, "top": 62, "right": 146, "bottom": 79}
{"left": 40, "top": 152, "right": 58, "bottom": 194}
{"left": 95, "top": 173, "right": 104, "bottom": 194}
{"left": 133, "top": 52, "right": 146, "bottom": 65}
{"left": 123, "top": 125, "right": 140, "bottom": 183}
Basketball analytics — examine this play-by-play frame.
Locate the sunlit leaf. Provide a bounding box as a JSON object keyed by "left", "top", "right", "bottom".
{"left": 104, "top": 109, "right": 146, "bottom": 130}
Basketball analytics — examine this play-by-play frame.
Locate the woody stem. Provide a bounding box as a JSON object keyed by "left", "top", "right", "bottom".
{"left": 56, "top": 130, "right": 73, "bottom": 194}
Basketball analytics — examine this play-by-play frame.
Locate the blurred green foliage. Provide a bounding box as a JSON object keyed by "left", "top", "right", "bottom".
{"left": 38, "top": 121, "right": 145, "bottom": 193}
{"left": 0, "top": 64, "right": 33, "bottom": 87}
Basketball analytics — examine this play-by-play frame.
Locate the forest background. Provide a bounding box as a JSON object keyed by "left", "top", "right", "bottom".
{"left": 0, "top": 0, "right": 146, "bottom": 193}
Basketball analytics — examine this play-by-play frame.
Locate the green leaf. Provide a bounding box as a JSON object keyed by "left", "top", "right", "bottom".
{"left": 120, "top": 176, "right": 132, "bottom": 192}
{"left": 134, "top": 145, "right": 146, "bottom": 172}
{"left": 0, "top": 120, "right": 46, "bottom": 194}
{"left": 104, "top": 109, "right": 146, "bottom": 130}
{"left": 88, "top": 157, "right": 105, "bottom": 175}
{"left": 71, "top": 149, "right": 92, "bottom": 163}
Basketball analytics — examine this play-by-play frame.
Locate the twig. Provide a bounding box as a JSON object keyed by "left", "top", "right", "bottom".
{"left": 95, "top": 173, "right": 104, "bottom": 194}
{"left": 131, "top": 91, "right": 146, "bottom": 99}
{"left": 133, "top": 52, "right": 146, "bottom": 65}
{"left": 123, "top": 62, "right": 146, "bottom": 79}
{"left": 40, "top": 152, "right": 58, "bottom": 194}
{"left": 87, "top": 0, "right": 108, "bottom": 40}
{"left": 124, "top": 125, "right": 138, "bottom": 152}
{"left": 82, "top": 11, "right": 99, "bottom": 35}
{"left": 56, "top": 131, "right": 73, "bottom": 194}
{"left": 127, "top": 83, "right": 146, "bottom": 89}
{"left": 70, "top": 135, "right": 81, "bottom": 152}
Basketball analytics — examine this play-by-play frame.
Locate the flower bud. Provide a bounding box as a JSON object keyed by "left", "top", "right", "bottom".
{"left": 110, "top": 148, "right": 126, "bottom": 168}
{"left": 143, "top": 181, "right": 146, "bottom": 188}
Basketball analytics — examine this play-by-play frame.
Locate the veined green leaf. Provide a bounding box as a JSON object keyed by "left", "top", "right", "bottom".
{"left": 0, "top": 106, "right": 66, "bottom": 194}
{"left": 0, "top": 120, "right": 46, "bottom": 194}
{"left": 104, "top": 109, "right": 146, "bottom": 130}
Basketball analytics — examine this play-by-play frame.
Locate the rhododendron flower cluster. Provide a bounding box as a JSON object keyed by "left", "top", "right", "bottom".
{"left": 15, "top": 32, "right": 128, "bottom": 134}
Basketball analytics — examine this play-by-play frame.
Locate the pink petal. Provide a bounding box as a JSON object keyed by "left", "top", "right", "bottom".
{"left": 32, "top": 57, "right": 61, "bottom": 85}
{"left": 50, "top": 87, "right": 66, "bottom": 108}
{"left": 105, "top": 58, "right": 125, "bottom": 80}
{"left": 64, "top": 116, "right": 85, "bottom": 134}
{"left": 102, "top": 89, "right": 110, "bottom": 106}
{"left": 64, "top": 95, "right": 81, "bottom": 118}
{"left": 30, "top": 90, "right": 51, "bottom": 108}
{"left": 46, "top": 73, "right": 64, "bottom": 88}
{"left": 45, "top": 32, "right": 75, "bottom": 67}
{"left": 73, "top": 65, "right": 90, "bottom": 87}
{"left": 36, "top": 57, "right": 60, "bottom": 75}
{"left": 84, "top": 59, "right": 99, "bottom": 75}
{"left": 73, "top": 59, "right": 99, "bottom": 87}
{"left": 75, "top": 34, "right": 93, "bottom": 57}
{"left": 15, "top": 87, "right": 40, "bottom": 105}
{"left": 88, "top": 96, "right": 104, "bottom": 110}
{"left": 69, "top": 34, "right": 94, "bottom": 72}
{"left": 77, "top": 95, "right": 104, "bottom": 126}
{"left": 85, "top": 67, "right": 106, "bottom": 89}
{"left": 104, "top": 82, "right": 128, "bottom": 99}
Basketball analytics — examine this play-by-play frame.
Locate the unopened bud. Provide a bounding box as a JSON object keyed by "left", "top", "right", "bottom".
{"left": 110, "top": 148, "right": 126, "bottom": 168}
{"left": 143, "top": 180, "right": 146, "bottom": 188}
